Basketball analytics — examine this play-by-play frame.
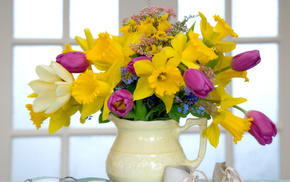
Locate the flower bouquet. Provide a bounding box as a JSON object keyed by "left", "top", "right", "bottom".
{"left": 26, "top": 6, "right": 277, "bottom": 148}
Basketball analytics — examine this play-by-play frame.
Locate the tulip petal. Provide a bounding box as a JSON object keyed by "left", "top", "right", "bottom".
{"left": 134, "top": 60, "right": 155, "bottom": 77}
{"left": 133, "top": 77, "right": 154, "bottom": 100}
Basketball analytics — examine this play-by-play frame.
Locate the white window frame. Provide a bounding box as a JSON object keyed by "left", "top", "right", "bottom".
{"left": 0, "top": 0, "right": 289, "bottom": 180}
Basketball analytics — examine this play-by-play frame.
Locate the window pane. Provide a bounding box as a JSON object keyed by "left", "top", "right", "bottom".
{"left": 180, "top": 133, "right": 226, "bottom": 179}
{"left": 178, "top": 0, "right": 225, "bottom": 36}
{"left": 13, "top": 45, "right": 62, "bottom": 130}
{"left": 232, "top": 0, "right": 278, "bottom": 37}
{"left": 70, "top": 0, "right": 119, "bottom": 38}
{"left": 11, "top": 137, "right": 61, "bottom": 180}
{"left": 233, "top": 133, "right": 279, "bottom": 180}
{"left": 13, "top": 0, "right": 63, "bottom": 39}
{"left": 69, "top": 135, "right": 116, "bottom": 178}
{"left": 232, "top": 44, "right": 278, "bottom": 124}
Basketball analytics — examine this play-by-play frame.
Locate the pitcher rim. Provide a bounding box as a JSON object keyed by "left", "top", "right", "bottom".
{"left": 107, "top": 114, "right": 178, "bottom": 126}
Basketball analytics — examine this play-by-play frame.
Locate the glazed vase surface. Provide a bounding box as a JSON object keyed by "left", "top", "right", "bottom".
{"left": 106, "top": 114, "right": 207, "bottom": 182}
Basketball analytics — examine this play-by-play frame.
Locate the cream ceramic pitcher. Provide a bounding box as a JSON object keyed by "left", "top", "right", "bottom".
{"left": 106, "top": 114, "right": 207, "bottom": 182}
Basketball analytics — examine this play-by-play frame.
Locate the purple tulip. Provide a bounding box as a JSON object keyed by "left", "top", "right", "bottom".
{"left": 108, "top": 89, "right": 134, "bottom": 117}
{"left": 246, "top": 110, "right": 277, "bottom": 145}
{"left": 56, "top": 52, "right": 90, "bottom": 73}
{"left": 231, "top": 50, "right": 261, "bottom": 71}
{"left": 183, "top": 69, "right": 214, "bottom": 98}
{"left": 127, "top": 56, "right": 152, "bottom": 75}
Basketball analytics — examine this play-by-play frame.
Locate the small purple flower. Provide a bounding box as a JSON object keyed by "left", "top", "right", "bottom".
{"left": 108, "top": 89, "right": 134, "bottom": 117}
{"left": 246, "top": 110, "right": 277, "bottom": 145}
{"left": 231, "top": 50, "right": 261, "bottom": 71}
{"left": 127, "top": 56, "right": 152, "bottom": 75}
{"left": 183, "top": 69, "right": 214, "bottom": 98}
{"left": 56, "top": 52, "right": 90, "bottom": 73}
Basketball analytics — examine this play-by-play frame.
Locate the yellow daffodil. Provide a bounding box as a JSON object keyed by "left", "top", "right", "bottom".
{"left": 75, "top": 28, "right": 95, "bottom": 51}
{"left": 199, "top": 12, "right": 237, "bottom": 52}
{"left": 86, "top": 32, "right": 124, "bottom": 71}
{"left": 72, "top": 61, "right": 121, "bottom": 121}
{"left": 26, "top": 104, "right": 48, "bottom": 129}
{"left": 157, "top": 13, "right": 172, "bottom": 31}
{"left": 152, "top": 30, "right": 173, "bottom": 41}
{"left": 182, "top": 30, "right": 218, "bottom": 67}
{"left": 203, "top": 84, "right": 249, "bottom": 147}
{"left": 133, "top": 51, "right": 183, "bottom": 112}
{"left": 28, "top": 61, "right": 74, "bottom": 114}
{"left": 119, "top": 19, "right": 137, "bottom": 37}
{"left": 62, "top": 43, "right": 83, "bottom": 53}
{"left": 137, "top": 17, "right": 156, "bottom": 35}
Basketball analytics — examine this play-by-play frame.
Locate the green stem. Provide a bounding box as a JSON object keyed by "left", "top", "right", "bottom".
{"left": 214, "top": 66, "right": 231, "bottom": 74}
{"left": 233, "top": 105, "right": 247, "bottom": 114}
{"left": 134, "top": 100, "right": 147, "bottom": 121}
{"left": 199, "top": 98, "right": 221, "bottom": 103}
{"left": 178, "top": 63, "right": 188, "bottom": 73}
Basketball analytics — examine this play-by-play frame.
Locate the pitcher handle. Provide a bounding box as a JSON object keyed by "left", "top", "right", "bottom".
{"left": 177, "top": 117, "right": 208, "bottom": 168}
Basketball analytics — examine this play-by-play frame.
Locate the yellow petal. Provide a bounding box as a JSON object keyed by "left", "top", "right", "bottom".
{"left": 156, "top": 94, "right": 174, "bottom": 113}
{"left": 102, "top": 95, "right": 111, "bottom": 121}
{"left": 133, "top": 77, "right": 154, "bottom": 101}
{"left": 84, "top": 28, "right": 95, "bottom": 49}
{"left": 215, "top": 41, "right": 236, "bottom": 53}
{"left": 202, "top": 122, "right": 220, "bottom": 148}
{"left": 167, "top": 57, "right": 181, "bottom": 68}
{"left": 171, "top": 33, "right": 187, "bottom": 53}
{"left": 152, "top": 51, "right": 169, "bottom": 68}
{"left": 26, "top": 104, "right": 48, "bottom": 129}
{"left": 134, "top": 60, "right": 155, "bottom": 77}
{"left": 48, "top": 110, "right": 69, "bottom": 134}
{"left": 75, "top": 36, "right": 89, "bottom": 51}
{"left": 81, "top": 96, "right": 105, "bottom": 121}
{"left": 106, "top": 61, "right": 121, "bottom": 87}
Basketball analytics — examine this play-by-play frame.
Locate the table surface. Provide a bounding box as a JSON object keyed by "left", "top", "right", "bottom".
{"left": 2, "top": 180, "right": 290, "bottom": 182}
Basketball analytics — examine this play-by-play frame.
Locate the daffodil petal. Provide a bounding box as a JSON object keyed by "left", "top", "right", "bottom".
{"left": 171, "top": 33, "right": 187, "bottom": 52}
{"left": 45, "top": 94, "right": 71, "bottom": 114}
{"left": 202, "top": 122, "right": 220, "bottom": 148}
{"left": 48, "top": 110, "right": 69, "bottom": 134}
{"left": 102, "top": 95, "right": 111, "bottom": 120}
{"left": 215, "top": 41, "right": 236, "bottom": 52}
{"left": 51, "top": 62, "right": 74, "bottom": 83}
{"left": 134, "top": 60, "right": 155, "bottom": 77}
{"left": 55, "top": 82, "right": 72, "bottom": 97}
{"left": 33, "top": 95, "right": 57, "bottom": 113}
{"left": 75, "top": 36, "right": 89, "bottom": 51}
{"left": 36, "top": 65, "right": 62, "bottom": 82}
{"left": 133, "top": 77, "right": 154, "bottom": 100}
{"left": 106, "top": 61, "right": 121, "bottom": 87}
{"left": 152, "top": 51, "right": 168, "bottom": 68}
{"left": 84, "top": 28, "right": 95, "bottom": 49}
{"left": 81, "top": 96, "right": 105, "bottom": 121}
{"left": 156, "top": 94, "right": 174, "bottom": 113}
{"left": 28, "top": 80, "right": 57, "bottom": 95}
{"left": 167, "top": 57, "right": 181, "bottom": 68}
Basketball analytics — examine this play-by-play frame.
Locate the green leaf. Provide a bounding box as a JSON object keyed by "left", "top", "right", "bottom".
{"left": 145, "top": 103, "right": 164, "bottom": 121}
{"left": 168, "top": 105, "right": 184, "bottom": 122}
{"left": 186, "top": 21, "right": 196, "bottom": 41}
{"left": 190, "top": 105, "right": 211, "bottom": 120}
{"left": 99, "top": 112, "right": 110, "bottom": 124}
{"left": 205, "top": 54, "right": 220, "bottom": 69}
{"left": 123, "top": 110, "right": 135, "bottom": 119}
{"left": 134, "top": 100, "right": 147, "bottom": 121}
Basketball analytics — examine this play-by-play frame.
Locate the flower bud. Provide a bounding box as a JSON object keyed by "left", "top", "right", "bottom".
{"left": 56, "top": 52, "right": 90, "bottom": 73}
{"left": 108, "top": 89, "right": 134, "bottom": 117}
{"left": 127, "top": 56, "right": 152, "bottom": 75}
{"left": 231, "top": 50, "right": 261, "bottom": 71}
{"left": 245, "top": 110, "right": 277, "bottom": 145}
{"left": 183, "top": 69, "right": 214, "bottom": 98}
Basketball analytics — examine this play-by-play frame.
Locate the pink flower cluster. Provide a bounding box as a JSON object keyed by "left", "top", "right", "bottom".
{"left": 129, "top": 35, "right": 158, "bottom": 58}
{"left": 199, "top": 65, "right": 216, "bottom": 84}
{"left": 129, "top": 6, "right": 177, "bottom": 23}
